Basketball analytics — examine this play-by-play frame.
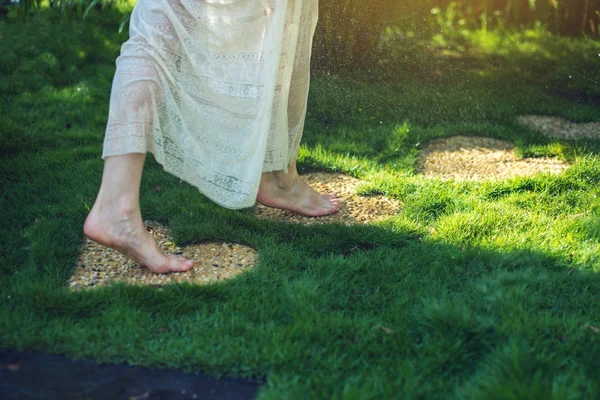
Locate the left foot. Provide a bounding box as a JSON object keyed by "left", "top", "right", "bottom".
{"left": 257, "top": 167, "right": 341, "bottom": 217}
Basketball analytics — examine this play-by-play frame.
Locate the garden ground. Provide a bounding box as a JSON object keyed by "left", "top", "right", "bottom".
{"left": 1, "top": 9, "right": 600, "bottom": 399}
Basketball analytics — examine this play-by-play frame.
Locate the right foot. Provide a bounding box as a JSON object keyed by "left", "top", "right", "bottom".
{"left": 257, "top": 170, "right": 341, "bottom": 217}
{"left": 83, "top": 205, "right": 194, "bottom": 274}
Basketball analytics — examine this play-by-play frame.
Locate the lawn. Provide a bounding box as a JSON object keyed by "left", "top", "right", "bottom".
{"left": 1, "top": 8, "right": 600, "bottom": 399}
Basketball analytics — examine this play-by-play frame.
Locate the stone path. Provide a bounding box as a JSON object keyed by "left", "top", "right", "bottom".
{"left": 72, "top": 116, "right": 598, "bottom": 288}
{"left": 70, "top": 173, "right": 401, "bottom": 290}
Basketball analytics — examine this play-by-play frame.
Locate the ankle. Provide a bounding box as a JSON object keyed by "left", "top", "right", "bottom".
{"left": 266, "top": 170, "right": 298, "bottom": 190}
{"left": 92, "top": 193, "right": 139, "bottom": 217}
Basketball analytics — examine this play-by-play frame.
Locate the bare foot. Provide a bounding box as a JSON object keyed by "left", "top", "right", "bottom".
{"left": 257, "top": 169, "right": 341, "bottom": 217}
{"left": 83, "top": 204, "right": 194, "bottom": 274}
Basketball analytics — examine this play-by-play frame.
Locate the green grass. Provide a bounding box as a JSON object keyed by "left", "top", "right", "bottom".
{"left": 1, "top": 9, "right": 600, "bottom": 399}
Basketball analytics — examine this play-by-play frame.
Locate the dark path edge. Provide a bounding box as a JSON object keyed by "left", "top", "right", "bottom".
{"left": 0, "top": 349, "right": 260, "bottom": 400}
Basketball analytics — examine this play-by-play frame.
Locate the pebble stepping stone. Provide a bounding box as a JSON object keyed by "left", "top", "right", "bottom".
{"left": 518, "top": 115, "right": 600, "bottom": 140}
{"left": 417, "top": 135, "right": 569, "bottom": 181}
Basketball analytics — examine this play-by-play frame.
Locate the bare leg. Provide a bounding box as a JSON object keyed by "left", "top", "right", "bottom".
{"left": 83, "top": 154, "right": 194, "bottom": 274}
{"left": 257, "top": 160, "right": 341, "bottom": 217}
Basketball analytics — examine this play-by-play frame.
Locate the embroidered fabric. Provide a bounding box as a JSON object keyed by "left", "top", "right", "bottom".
{"left": 102, "top": 0, "right": 319, "bottom": 209}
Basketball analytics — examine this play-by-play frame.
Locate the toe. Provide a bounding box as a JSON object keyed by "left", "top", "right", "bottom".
{"left": 326, "top": 196, "right": 340, "bottom": 207}
{"left": 322, "top": 193, "right": 339, "bottom": 202}
{"left": 166, "top": 255, "right": 195, "bottom": 272}
{"left": 327, "top": 201, "right": 341, "bottom": 214}
{"left": 328, "top": 196, "right": 341, "bottom": 208}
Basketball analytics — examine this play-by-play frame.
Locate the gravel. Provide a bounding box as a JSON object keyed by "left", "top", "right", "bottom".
{"left": 69, "top": 221, "right": 259, "bottom": 291}
{"left": 518, "top": 115, "right": 600, "bottom": 140}
{"left": 417, "top": 135, "right": 569, "bottom": 181}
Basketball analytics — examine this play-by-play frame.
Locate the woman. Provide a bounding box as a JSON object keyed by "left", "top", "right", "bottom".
{"left": 83, "top": 0, "right": 340, "bottom": 274}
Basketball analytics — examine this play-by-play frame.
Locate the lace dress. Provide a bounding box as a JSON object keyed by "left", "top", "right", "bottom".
{"left": 102, "top": 0, "right": 319, "bottom": 209}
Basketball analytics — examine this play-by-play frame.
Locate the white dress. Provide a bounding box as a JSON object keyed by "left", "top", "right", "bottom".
{"left": 102, "top": 0, "right": 319, "bottom": 209}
